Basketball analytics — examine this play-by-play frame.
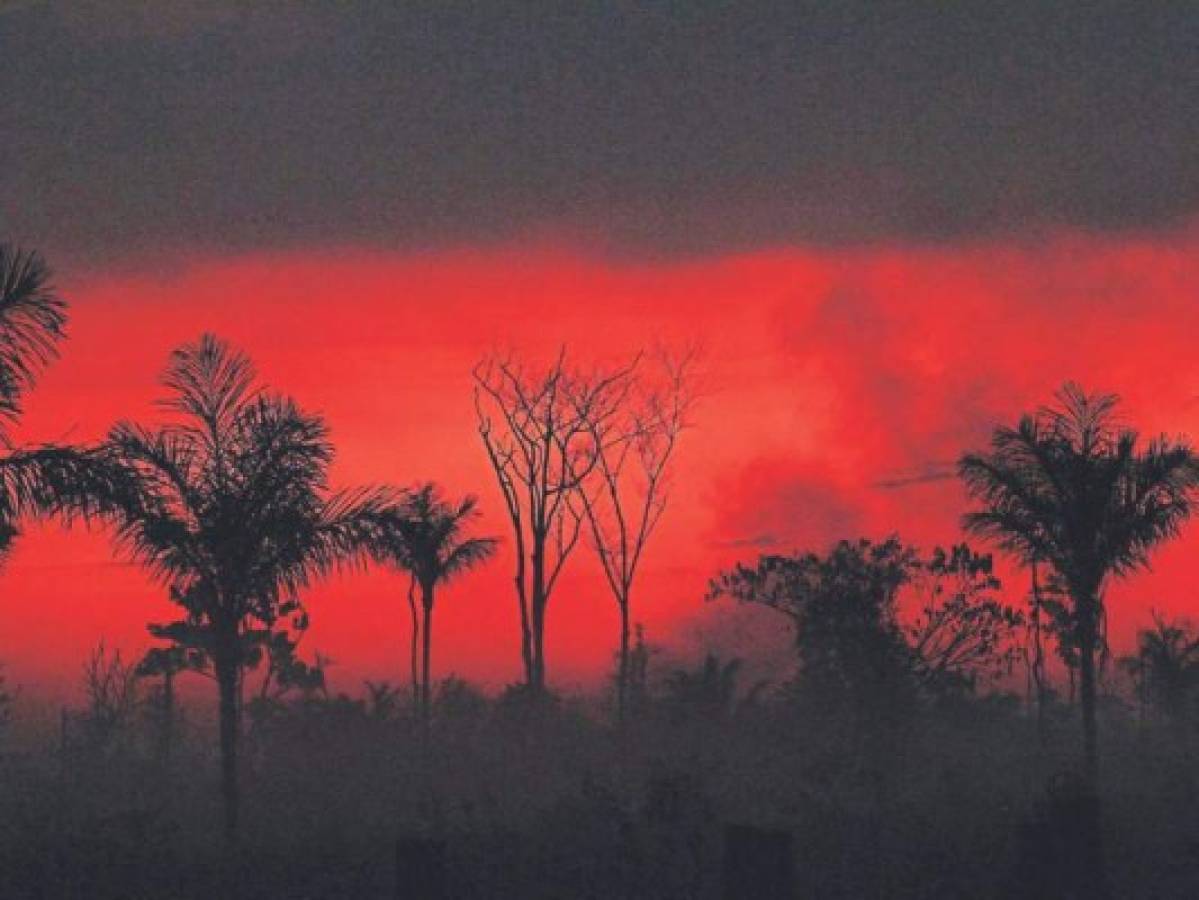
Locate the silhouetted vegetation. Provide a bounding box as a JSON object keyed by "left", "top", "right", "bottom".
{"left": 473, "top": 350, "right": 635, "bottom": 694}
{"left": 1121, "top": 614, "right": 1199, "bottom": 726}
{"left": 376, "top": 483, "right": 497, "bottom": 725}
{"left": 574, "top": 348, "right": 694, "bottom": 722}
{"left": 98, "top": 335, "right": 403, "bottom": 839}
{"left": 0, "top": 247, "right": 1197, "bottom": 897}
{"left": 708, "top": 538, "right": 1023, "bottom": 718}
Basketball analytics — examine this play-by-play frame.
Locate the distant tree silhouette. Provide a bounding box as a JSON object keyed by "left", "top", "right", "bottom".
{"left": 433, "top": 674, "right": 489, "bottom": 720}
{"left": 0, "top": 663, "right": 12, "bottom": 735}
{"left": 1120, "top": 613, "right": 1199, "bottom": 725}
{"left": 709, "top": 538, "right": 1020, "bottom": 711}
{"left": 572, "top": 349, "right": 694, "bottom": 721}
{"left": 662, "top": 653, "right": 761, "bottom": 720}
{"left": 709, "top": 537, "right": 917, "bottom": 714}
{"left": 474, "top": 349, "right": 633, "bottom": 693}
{"left": 102, "top": 334, "right": 399, "bottom": 840}
{"left": 379, "top": 483, "right": 497, "bottom": 724}
{"left": 959, "top": 383, "right": 1198, "bottom": 787}
{"left": 136, "top": 643, "right": 198, "bottom": 763}
{"left": 906, "top": 543, "right": 1023, "bottom": 696}
{"left": 611, "top": 622, "right": 656, "bottom": 718}
{"left": 363, "top": 679, "right": 403, "bottom": 721}
{"left": 79, "top": 640, "right": 139, "bottom": 748}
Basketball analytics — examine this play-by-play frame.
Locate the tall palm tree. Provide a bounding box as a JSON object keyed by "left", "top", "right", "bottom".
{"left": 103, "top": 334, "right": 399, "bottom": 839}
{"left": 381, "top": 483, "right": 496, "bottom": 724}
{"left": 959, "top": 383, "right": 1198, "bottom": 784}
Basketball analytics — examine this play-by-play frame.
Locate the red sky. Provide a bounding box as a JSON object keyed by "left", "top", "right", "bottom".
{"left": 3, "top": 230, "right": 1199, "bottom": 699}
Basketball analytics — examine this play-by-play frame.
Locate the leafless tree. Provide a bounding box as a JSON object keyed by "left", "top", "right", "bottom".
{"left": 571, "top": 349, "right": 695, "bottom": 720}
{"left": 80, "top": 640, "right": 139, "bottom": 746}
{"left": 473, "top": 349, "right": 634, "bottom": 694}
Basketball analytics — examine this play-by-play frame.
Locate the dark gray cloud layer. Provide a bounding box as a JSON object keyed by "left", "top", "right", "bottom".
{"left": 3, "top": 2, "right": 1197, "bottom": 265}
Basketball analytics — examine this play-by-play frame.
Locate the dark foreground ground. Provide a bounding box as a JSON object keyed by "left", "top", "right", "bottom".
{"left": 0, "top": 692, "right": 1196, "bottom": 899}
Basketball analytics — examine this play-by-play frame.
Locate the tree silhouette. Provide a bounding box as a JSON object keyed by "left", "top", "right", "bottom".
{"left": 0, "top": 663, "right": 12, "bottom": 735}
{"left": 906, "top": 543, "right": 1023, "bottom": 696}
{"left": 474, "top": 349, "right": 633, "bottom": 693}
{"left": 136, "top": 643, "right": 199, "bottom": 763}
{"left": 959, "top": 383, "right": 1198, "bottom": 786}
{"left": 709, "top": 537, "right": 918, "bottom": 712}
{"left": 102, "top": 334, "right": 399, "bottom": 840}
{"left": 379, "top": 483, "right": 497, "bottom": 724}
{"left": 662, "top": 653, "right": 761, "bottom": 721}
{"left": 572, "top": 349, "right": 694, "bottom": 721}
{"left": 1120, "top": 613, "right": 1199, "bottom": 724}
{"left": 709, "top": 538, "right": 1021, "bottom": 710}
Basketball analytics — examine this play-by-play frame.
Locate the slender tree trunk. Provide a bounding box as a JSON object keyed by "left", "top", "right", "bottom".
{"left": 1077, "top": 598, "right": 1100, "bottom": 787}
{"left": 407, "top": 576, "right": 420, "bottom": 707}
{"left": 421, "top": 582, "right": 434, "bottom": 725}
{"left": 513, "top": 528, "right": 534, "bottom": 689}
{"left": 617, "top": 597, "right": 630, "bottom": 723}
{"left": 517, "top": 581, "right": 533, "bottom": 689}
{"left": 530, "top": 548, "right": 546, "bottom": 692}
{"left": 215, "top": 650, "right": 240, "bottom": 842}
{"left": 1030, "top": 563, "right": 1048, "bottom": 744}
{"left": 1074, "top": 593, "right": 1109, "bottom": 899}
{"left": 532, "top": 598, "right": 546, "bottom": 693}
{"left": 160, "top": 670, "right": 175, "bottom": 763}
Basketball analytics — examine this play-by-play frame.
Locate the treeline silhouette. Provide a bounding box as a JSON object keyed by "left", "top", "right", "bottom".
{"left": 1, "top": 244, "right": 1198, "bottom": 898}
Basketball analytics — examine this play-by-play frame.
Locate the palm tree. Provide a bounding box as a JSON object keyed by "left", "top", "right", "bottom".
{"left": 381, "top": 483, "right": 496, "bottom": 724}
{"left": 959, "top": 383, "right": 1198, "bottom": 784}
{"left": 103, "top": 334, "right": 399, "bottom": 840}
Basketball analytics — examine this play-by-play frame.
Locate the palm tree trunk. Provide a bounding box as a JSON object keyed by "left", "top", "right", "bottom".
{"left": 160, "top": 670, "right": 175, "bottom": 764}
{"left": 215, "top": 651, "right": 240, "bottom": 842}
{"left": 1075, "top": 593, "right": 1109, "bottom": 899}
{"left": 407, "top": 576, "right": 420, "bottom": 707}
{"left": 420, "top": 582, "right": 434, "bottom": 725}
{"left": 1077, "top": 599, "right": 1100, "bottom": 787}
{"left": 1030, "top": 562, "right": 1048, "bottom": 744}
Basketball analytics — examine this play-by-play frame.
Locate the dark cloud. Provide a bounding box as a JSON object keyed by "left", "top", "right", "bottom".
{"left": 3, "top": 2, "right": 1198, "bottom": 265}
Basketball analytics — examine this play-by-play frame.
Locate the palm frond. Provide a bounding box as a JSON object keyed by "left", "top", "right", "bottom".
{"left": 0, "top": 245, "right": 67, "bottom": 432}
{"left": 160, "top": 334, "right": 260, "bottom": 441}
{"left": 959, "top": 383, "right": 1199, "bottom": 605}
{"left": 442, "top": 536, "right": 500, "bottom": 579}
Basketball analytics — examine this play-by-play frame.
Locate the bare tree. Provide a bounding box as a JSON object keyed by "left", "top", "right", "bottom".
{"left": 571, "top": 349, "right": 694, "bottom": 720}
{"left": 473, "top": 349, "right": 633, "bottom": 694}
{"left": 80, "top": 640, "right": 140, "bottom": 747}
